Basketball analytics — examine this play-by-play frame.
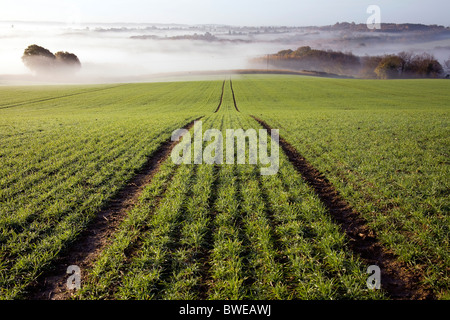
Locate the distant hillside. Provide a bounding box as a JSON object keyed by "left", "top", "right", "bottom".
{"left": 308, "top": 22, "right": 450, "bottom": 33}
{"left": 253, "top": 46, "right": 447, "bottom": 79}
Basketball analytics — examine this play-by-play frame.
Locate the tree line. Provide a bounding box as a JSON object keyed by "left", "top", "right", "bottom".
{"left": 259, "top": 46, "right": 447, "bottom": 79}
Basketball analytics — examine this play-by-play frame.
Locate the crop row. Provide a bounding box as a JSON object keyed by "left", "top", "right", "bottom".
{"left": 77, "top": 86, "right": 383, "bottom": 299}
{"left": 233, "top": 75, "right": 449, "bottom": 298}
{"left": 0, "top": 80, "right": 223, "bottom": 299}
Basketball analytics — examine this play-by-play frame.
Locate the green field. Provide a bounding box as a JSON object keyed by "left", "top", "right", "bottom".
{"left": 0, "top": 75, "right": 448, "bottom": 300}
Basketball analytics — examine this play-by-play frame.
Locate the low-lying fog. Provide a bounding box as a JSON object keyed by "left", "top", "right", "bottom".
{"left": 1, "top": 21, "right": 449, "bottom": 83}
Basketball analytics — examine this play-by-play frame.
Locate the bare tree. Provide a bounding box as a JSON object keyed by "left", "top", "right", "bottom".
{"left": 409, "top": 53, "right": 443, "bottom": 78}
{"left": 397, "top": 51, "right": 414, "bottom": 75}
{"left": 444, "top": 56, "right": 450, "bottom": 70}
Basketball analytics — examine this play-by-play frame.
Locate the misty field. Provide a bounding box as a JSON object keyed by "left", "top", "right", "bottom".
{"left": 0, "top": 75, "right": 448, "bottom": 300}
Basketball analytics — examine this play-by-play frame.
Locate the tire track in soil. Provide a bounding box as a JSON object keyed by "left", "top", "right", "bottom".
{"left": 214, "top": 80, "right": 226, "bottom": 113}
{"left": 27, "top": 117, "right": 202, "bottom": 300}
{"left": 251, "top": 115, "right": 433, "bottom": 300}
{"left": 229, "top": 79, "right": 240, "bottom": 112}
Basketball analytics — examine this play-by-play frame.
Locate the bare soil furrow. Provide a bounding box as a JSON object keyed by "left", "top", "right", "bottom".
{"left": 229, "top": 79, "right": 240, "bottom": 112}
{"left": 215, "top": 80, "right": 226, "bottom": 113}
{"left": 251, "top": 115, "right": 433, "bottom": 300}
{"left": 27, "top": 117, "right": 201, "bottom": 300}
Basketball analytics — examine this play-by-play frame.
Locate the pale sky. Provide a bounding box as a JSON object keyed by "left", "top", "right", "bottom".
{"left": 1, "top": 0, "right": 449, "bottom": 26}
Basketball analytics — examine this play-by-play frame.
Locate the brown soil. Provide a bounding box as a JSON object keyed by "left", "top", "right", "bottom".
{"left": 215, "top": 80, "right": 225, "bottom": 113}
{"left": 251, "top": 115, "right": 434, "bottom": 300}
{"left": 229, "top": 79, "right": 240, "bottom": 112}
{"left": 27, "top": 117, "right": 201, "bottom": 300}
{"left": 1, "top": 85, "right": 127, "bottom": 110}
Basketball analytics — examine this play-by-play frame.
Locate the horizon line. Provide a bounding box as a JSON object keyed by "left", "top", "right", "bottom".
{"left": 1, "top": 20, "right": 449, "bottom": 29}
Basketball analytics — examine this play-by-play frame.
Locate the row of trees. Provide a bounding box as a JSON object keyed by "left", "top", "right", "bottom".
{"left": 261, "top": 46, "right": 446, "bottom": 79}
{"left": 267, "top": 46, "right": 360, "bottom": 76}
{"left": 22, "top": 44, "right": 81, "bottom": 75}
{"left": 373, "top": 52, "right": 444, "bottom": 79}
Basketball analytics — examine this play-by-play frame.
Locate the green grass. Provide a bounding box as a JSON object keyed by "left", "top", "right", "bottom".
{"left": 78, "top": 83, "right": 383, "bottom": 300}
{"left": 0, "top": 75, "right": 448, "bottom": 300}
{"left": 0, "top": 80, "right": 222, "bottom": 299}
{"left": 234, "top": 75, "right": 450, "bottom": 298}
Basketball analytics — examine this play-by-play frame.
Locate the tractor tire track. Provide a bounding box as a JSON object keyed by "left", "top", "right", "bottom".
{"left": 27, "top": 117, "right": 202, "bottom": 300}
{"left": 214, "top": 80, "right": 226, "bottom": 113}
{"left": 229, "top": 79, "right": 240, "bottom": 112}
{"left": 251, "top": 115, "right": 433, "bottom": 300}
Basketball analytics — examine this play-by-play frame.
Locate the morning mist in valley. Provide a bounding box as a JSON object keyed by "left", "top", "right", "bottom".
{"left": 1, "top": 20, "right": 449, "bottom": 83}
